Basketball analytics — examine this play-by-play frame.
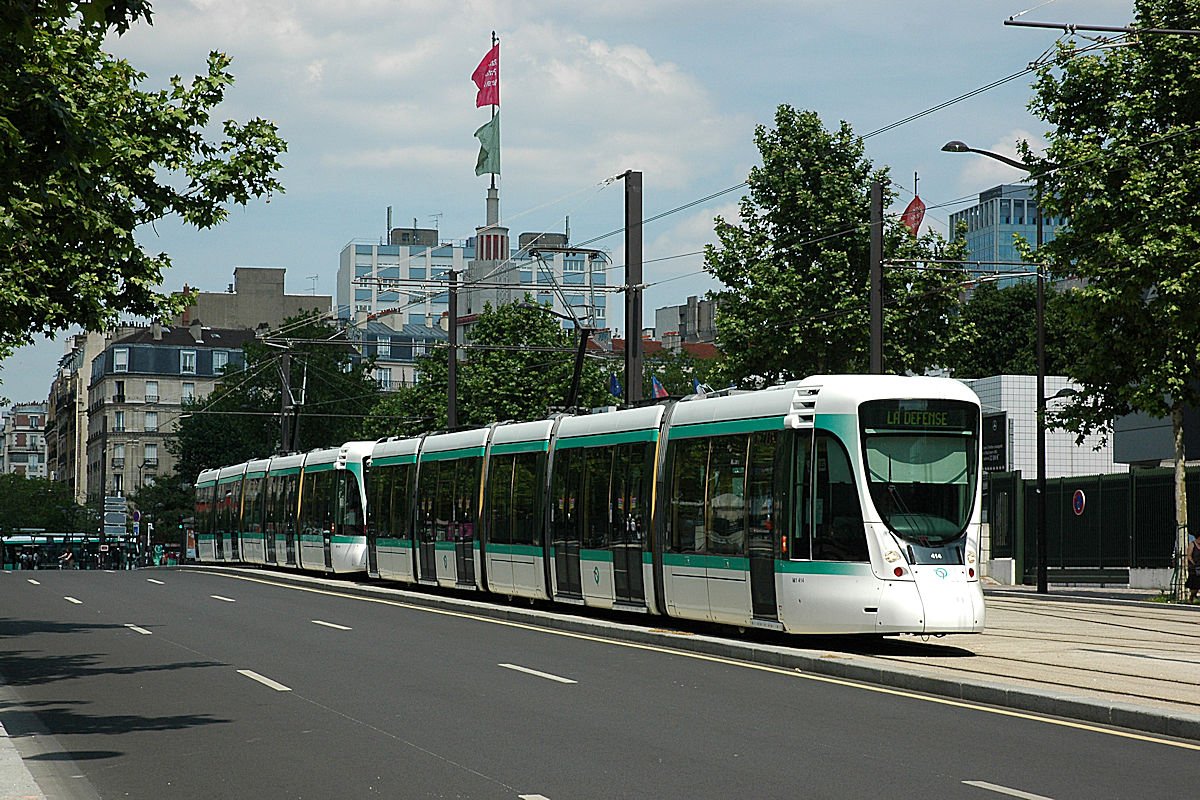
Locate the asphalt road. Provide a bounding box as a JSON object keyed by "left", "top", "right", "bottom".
{"left": 0, "top": 568, "right": 1196, "bottom": 799}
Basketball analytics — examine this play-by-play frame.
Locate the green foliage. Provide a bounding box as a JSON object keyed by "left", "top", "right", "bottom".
{"left": 128, "top": 477, "right": 193, "bottom": 546}
{"left": 642, "top": 348, "right": 725, "bottom": 397}
{"left": 1023, "top": 0, "right": 1200, "bottom": 437}
{"left": 943, "top": 282, "right": 1081, "bottom": 378}
{"left": 173, "top": 313, "right": 384, "bottom": 479}
{"left": 706, "top": 105, "right": 969, "bottom": 386}
{"left": 358, "top": 300, "right": 609, "bottom": 438}
{"left": 0, "top": 474, "right": 86, "bottom": 532}
{"left": 0, "top": 1, "right": 286, "bottom": 363}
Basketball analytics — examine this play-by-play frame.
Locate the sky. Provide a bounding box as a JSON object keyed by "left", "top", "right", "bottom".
{"left": 0, "top": 0, "right": 1137, "bottom": 402}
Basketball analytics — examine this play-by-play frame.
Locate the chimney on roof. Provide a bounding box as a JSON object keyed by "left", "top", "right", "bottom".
{"left": 189, "top": 318, "right": 203, "bottom": 343}
{"left": 151, "top": 321, "right": 163, "bottom": 341}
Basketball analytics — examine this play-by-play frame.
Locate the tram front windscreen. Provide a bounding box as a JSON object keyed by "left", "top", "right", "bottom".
{"left": 859, "top": 399, "right": 980, "bottom": 545}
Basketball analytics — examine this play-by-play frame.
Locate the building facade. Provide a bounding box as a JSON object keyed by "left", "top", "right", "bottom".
{"left": 948, "top": 184, "right": 1065, "bottom": 285}
{"left": 173, "top": 266, "right": 332, "bottom": 330}
{"left": 45, "top": 332, "right": 108, "bottom": 502}
{"left": 654, "top": 296, "right": 718, "bottom": 344}
{"left": 85, "top": 321, "right": 253, "bottom": 500}
{"left": 962, "top": 374, "right": 1115, "bottom": 479}
{"left": 347, "top": 316, "right": 448, "bottom": 391}
{"left": 1, "top": 402, "right": 49, "bottom": 478}
{"left": 338, "top": 226, "right": 609, "bottom": 332}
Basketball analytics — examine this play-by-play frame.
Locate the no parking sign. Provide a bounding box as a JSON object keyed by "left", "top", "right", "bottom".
{"left": 1072, "top": 489, "right": 1086, "bottom": 516}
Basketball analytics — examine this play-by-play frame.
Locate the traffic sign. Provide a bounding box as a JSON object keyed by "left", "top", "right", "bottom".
{"left": 132, "top": 510, "right": 141, "bottom": 523}
{"left": 1072, "top": 489, "right": 1086, "bottom": 516}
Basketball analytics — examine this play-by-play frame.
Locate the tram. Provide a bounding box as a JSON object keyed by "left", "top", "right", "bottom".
{"left": 194, "top": 375, "right": 986, "bottom": 635}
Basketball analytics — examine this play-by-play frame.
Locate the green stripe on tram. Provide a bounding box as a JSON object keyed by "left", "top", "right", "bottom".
{"left": 372, "top": 454, "right": 417, "bottom": 467}
{"left": 491, "top": 440, "right": 549, "bottom": 455}
{"left": 304, "top": 461, "right": 337, "bottom": 473}
{"left": 670, "top": 416, "right": 786, "bottom": 439}
{"left": 270, "top": 466, "right": 301, "bottom": 476}
{"left": 485, "top": 543, "right": 543, "bottom": 558}
{"left": 557, "top": 428, "right": 658, "bottom": 449}
{"left": 421, "top": 446, "right": 486, "bottom": 462}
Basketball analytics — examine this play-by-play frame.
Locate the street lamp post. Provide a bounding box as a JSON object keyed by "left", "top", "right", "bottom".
{"left": 943, "top": 141, "right": 1049, "bottom": 593}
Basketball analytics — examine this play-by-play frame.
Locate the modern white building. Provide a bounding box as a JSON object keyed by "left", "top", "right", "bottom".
{"left": 338, "top": 226, "right": 609, "bottom": 332}
{"left": 961, "top": 374, "right": 1116, "bottom": 478}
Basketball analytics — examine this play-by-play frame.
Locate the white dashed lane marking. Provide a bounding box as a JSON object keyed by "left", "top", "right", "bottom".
{"left": 237, "top": 669, "right": 291, "bottom": 692}
{"left": 499, "top": 664, "right": 576, "bottom": 684}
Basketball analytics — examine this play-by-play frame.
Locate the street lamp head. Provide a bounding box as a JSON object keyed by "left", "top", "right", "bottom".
{"left": 941, "top": 140, "right": 971, "bottom": 153}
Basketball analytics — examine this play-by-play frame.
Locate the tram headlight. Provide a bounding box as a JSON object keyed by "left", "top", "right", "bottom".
{"left": 884, "top": 550, "right": 901, "bottom": 563}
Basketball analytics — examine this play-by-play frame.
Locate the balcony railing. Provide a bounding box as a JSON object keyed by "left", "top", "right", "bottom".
{"left": 144, "top": 394, "right": 159, "bottom": 403}
{"left": 112, "top": 457, "right": 125, "bottom": 468}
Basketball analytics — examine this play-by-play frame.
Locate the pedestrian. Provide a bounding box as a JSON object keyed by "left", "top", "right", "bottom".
{"left": 1187, "top": 533, "right": 1200, "bottom": 604}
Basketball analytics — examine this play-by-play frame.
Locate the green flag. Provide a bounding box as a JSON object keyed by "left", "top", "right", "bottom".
{"left": 474, "top": 115, "right": 499, "bottom": 176}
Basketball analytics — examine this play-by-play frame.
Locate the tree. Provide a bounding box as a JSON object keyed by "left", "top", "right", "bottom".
{"left": 173, "top": 313, "right": 383, "bottom": 481}
{"left": 943, "top": 281, "right": 1081, "bottom": 378}
{"left": 0, "top": 474, "right": 84, "bottom": 532}
{"left": 358, "top": 300, "right": 610, "bottom": 438}
{"left": 1023, "top": 0, "right": 1200, "bottom": 598}
{"left": 0, "top": 1, "right": 286, "bottom": 365}
{"left": 705, "top": 105, "right": 969, "bottom": 386}
{"left": 641, "top": 347, "right": 725, "bottom": 397}
{"left": 128, "top": 477, "right": 192, "bottom": 547}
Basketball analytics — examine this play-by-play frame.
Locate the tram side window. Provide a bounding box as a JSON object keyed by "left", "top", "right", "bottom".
{"left": 748, "top": 431, "right": 782, "bottom": 559}
{"left": 487, "top": 455, "right": 514, "bottom": 546}
{"left": 340, "top": 472, "right": 364, "bottom": 536}
{"left": 812, "top": 433, "right": 868, "bottom": 562}
{"left": 707, "top": 435, "right": 748, "bottom": 556}
{"left": 415, "top": 460, "right": 439, "bottom": 541}
{"left": 434, "top": 461, "right": 454, "bottom": 542}
{"left": 583, "top": 446, "right": 614, "bottom": 549}
{"left": 280, "top": 474, "right": 299, "bottom": 537}
{"left": 301, "top": 471, "right": 334, "bottom": 537}
{"left": 511, "top": 452, "right": 542, "bottom": 547}
{"left": 551, "top": 448, "right": 584, "bottom": 546}
{"left": 367, "top": 466, "right": 392, "bottom": 541}
{"left": 455, "top": 457, "right": 481, "bottom": 540}
{"left": 244, "top": 477, "right": 264, "bottom": 534}
{"left": 390, "top": 464, "right": 413, "bottom": 541}
{"left": 668, "top": 438, "right": 708, "bottom": 554}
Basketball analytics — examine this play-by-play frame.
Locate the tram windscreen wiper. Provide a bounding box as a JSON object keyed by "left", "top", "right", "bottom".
{"left": 888, "top": 483, "right": 934, "bottom": 539}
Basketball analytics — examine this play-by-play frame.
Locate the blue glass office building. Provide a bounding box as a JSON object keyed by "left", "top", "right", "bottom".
{"left": 948, "top": 184, "right": 1066, "bottom": 286}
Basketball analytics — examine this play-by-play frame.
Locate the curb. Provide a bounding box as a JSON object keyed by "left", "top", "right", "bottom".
{"left": 182, "top": 565, "right": 1200, "bottom": 743}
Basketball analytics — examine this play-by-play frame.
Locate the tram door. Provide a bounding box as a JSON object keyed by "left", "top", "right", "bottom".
{"left": 416, "top": 461, "right": 438, "bottom": 581}
{"left": 747, "top": 431, "right": 780, "bottom": 620}
{"left": 612, "top": 443, "right": 646, "bottom": 604}
{"left": 552, "top": 449, "right": 583, "bottom": 596}
{"left": 263, "top": 478, "right": 277, "bottom": 564}
{"left": 453, "top": 459, "right": 477, "bottom": 586}
{"left": 283, "top": 474, "right": 297, "bottom": 566}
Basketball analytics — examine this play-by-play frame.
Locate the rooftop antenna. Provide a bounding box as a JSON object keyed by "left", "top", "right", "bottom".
{"left": 307, "top": 275, "right": 318, "bottom": 295}
{"left": 431, "top": 212, "right": 443, "bottom": 235}
{"left": 386, "top": 206, "right": 392, "bottom": 245}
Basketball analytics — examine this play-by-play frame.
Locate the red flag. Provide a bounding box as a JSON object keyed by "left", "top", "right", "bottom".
{"left": 472, "top": 44, "right": 499, "bottom": 107}
{"left": 901, "top": 195, "right": 926, "bottom": 236}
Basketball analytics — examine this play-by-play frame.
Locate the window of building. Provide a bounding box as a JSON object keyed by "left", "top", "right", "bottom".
{"left": 113, "top": 443, "right": 125, "bottom": 466}
{"left": 377, "top": 338, "right": 391, "bottom": 359}
{"left": 144, "top": 443, "right": 158, "bottom": 465}
{"left": 113, "top": 410, "right": 125, "bottom": 432}
{"left": 114, "top": 347, "right": 129, "bottom": 373}
{"left": 374, "top": 367, "right": 392, "bottom": 389}
{"left": 114, "top": 380, "right": 125, "bottom": 403}
{"left": 180, "top": 350, "right": 197, "bottom": 374}
{"left": 145, "top": 380, "right": 159, "bottom": 403}
{"left": 182, "top": 382, "right": 195, "bottom": 402}
{"left": 144, "top": 411, "right": 158, "bottom": 432}
{"left": 213, "top": 351, "right": 229, "bottom": 372}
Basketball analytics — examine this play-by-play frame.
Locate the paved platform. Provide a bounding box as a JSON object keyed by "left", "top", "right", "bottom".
{"left": 3, "top": 574, "right": 1199, "bottom": 794}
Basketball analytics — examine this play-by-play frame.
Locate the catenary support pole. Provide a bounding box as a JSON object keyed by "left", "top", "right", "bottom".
{"left": 869, "top": 180, "right": 884, "bottom": 374}
{"left": 624, "top": 171, "right": 643, "bottom": 405}
{"left": 448, "top": 269, "right": 458, "bottom": 429}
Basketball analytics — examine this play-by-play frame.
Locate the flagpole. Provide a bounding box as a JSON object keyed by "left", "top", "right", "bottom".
{"left": 490, "top": 30, "right": 497, "bottom": 192}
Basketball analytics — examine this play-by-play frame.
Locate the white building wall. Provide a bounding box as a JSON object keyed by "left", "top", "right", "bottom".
{"left": 963, "top": 375, "right": 1117, "bottom": 478}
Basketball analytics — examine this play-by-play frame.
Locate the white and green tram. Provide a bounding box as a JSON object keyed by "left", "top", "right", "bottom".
{"left": 197, "top": 374, "right": 984, "bottom": 635}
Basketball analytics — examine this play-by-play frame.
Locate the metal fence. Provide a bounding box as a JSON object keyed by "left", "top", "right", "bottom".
{"left": 986, "top": 467, "right": 1192, "bottom": 583}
